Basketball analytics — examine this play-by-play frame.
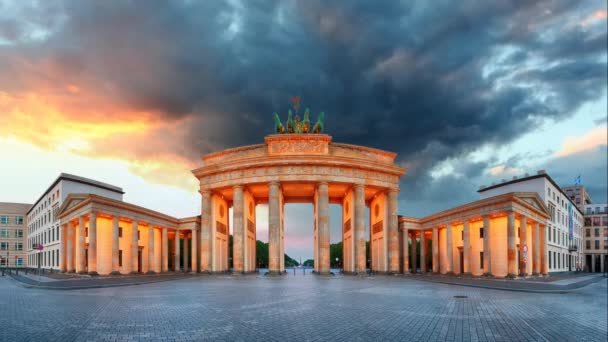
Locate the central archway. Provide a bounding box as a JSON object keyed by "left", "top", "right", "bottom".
{"left": 192, "top": 134, "right": 405, "bottom": 275}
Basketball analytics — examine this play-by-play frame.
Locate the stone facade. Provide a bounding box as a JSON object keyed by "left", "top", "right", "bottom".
{"left": 0, "top": 202, "right": 31, "bottom": 268}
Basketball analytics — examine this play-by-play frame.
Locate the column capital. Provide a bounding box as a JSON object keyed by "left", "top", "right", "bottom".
{"left": 317, "top": 181, "right": 329, "bottom": 187}
{"left": 233, "top": 184, "right": 244, "bottom": 190}
{"left": 387, "top": 187, "right": 399, "bottom": 194}
{"left": 200, "top": 189, "right": 212, "bottom": 196}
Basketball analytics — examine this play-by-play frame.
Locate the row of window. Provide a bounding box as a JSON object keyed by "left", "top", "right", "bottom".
{"left": 547, "top": 226, "right": 580, "bottom": 249}
{"left": 548, "top": 251, "right": 578, "bottom": 269}
{"left": 29, "top": 249, "right": 59, "bottom": 268}
{"left": 585, "top": 207, "right": 608, "bottom": 215}
{"left": 28, "top": 209, "right": 55, "bottom": 234}
{"left": 0, "top": 228, "right": 24, "bottom": 238}
{"left": 585, "top": 228, "right": 607, "bottom": 237}
{"left": 584, "top": 216, "right": 608, "bottom": 227}
{"left": 29, "top": 226, "right": 60, "bottom": 249}
{"left": 584, "top": 240, "right": 607, "bottom": 250}
{"left": 29, "top": 189, "right": 60, "bottom": 222}
{"left": 0, "top": 242, "right": 23, "bottom": 250}
{"left": 0, "top": 216, "right": 24, "bottom": 225}
{"left": 0, "top": 257, "right": 23, "bottom": 266}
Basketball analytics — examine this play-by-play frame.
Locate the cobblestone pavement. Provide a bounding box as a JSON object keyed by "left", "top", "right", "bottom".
{"left": 1, "top": 274, "right": 606, "bottom": 342}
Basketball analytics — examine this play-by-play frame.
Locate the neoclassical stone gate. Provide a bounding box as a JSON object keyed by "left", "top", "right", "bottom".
{"left": 192, "top": 134, "right": 406, "bottom": 275}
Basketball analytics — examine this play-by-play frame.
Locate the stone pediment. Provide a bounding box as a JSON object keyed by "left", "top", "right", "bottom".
{"left": 58, "top": 194, "right": 89, "bottom": 216}
{"left": 515, "top": 193, "right": 549, "bottom": 215}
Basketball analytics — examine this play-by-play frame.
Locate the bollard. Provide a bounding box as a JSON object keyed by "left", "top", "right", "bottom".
{"left": 293, "top": 267, "right": 295, "bottom": 276}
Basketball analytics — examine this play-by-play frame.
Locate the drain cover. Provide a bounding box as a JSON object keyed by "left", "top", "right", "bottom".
{"left": 454, "top": 295, "right": 468, "bottom": 298}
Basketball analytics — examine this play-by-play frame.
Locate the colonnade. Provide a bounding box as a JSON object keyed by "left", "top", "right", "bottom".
{"left": 60, "top": 210, "right": 198, "bottom": 275}
{"left": 402, "top": 212, "right": 548, "bottom": 277}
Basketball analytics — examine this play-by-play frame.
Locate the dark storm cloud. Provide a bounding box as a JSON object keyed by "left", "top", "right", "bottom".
{"left": 2, "top": 0, "right": 607, "bottom": 213}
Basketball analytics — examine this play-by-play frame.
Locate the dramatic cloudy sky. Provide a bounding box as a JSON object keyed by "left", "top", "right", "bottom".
{"left": 1, "top": 0, "right": 606, "bottom": 260}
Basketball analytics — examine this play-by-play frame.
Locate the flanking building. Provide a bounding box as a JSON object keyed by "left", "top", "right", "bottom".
{"left": 26, "top": 173, "right": 124, "bottom": 270}
{"left": 399, "top": 192, "right": 550, "bottom": 277}
{"left": 582, "top": 203, "right": 607, "bottom": 272}
{"left": 478, "top": 171, "right": 584, "bottom": 273}
{"left": 0, "top": 202, "right": 31, "bottom": 268}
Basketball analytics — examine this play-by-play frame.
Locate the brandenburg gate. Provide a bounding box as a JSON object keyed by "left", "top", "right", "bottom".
{"left": 191, "top": 133, "right": 406, "bottom": 275}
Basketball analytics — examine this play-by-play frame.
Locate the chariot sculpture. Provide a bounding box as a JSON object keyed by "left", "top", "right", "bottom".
{"left": 274, "top": 96, "right": 324, "bottom": 134}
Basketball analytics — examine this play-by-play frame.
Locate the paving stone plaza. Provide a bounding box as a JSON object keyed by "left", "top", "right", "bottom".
{"left": 1, "top": 274, "right": 606, "bottom": 341}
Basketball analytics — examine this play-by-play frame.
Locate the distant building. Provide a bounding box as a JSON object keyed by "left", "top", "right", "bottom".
{"left": 26, "top": 174, "right": 124, "bottom": 270}
{"left": 0, "top": 202, "right": 31, "bottom": 268}
{"left": 582, "top": 204, "right": 607, "bottom": 273}
{"left": 478, "top": 170, "right": 584, "bottom": 273}
{"left": 562, "top": 185, "right": 592, "bottom": 210}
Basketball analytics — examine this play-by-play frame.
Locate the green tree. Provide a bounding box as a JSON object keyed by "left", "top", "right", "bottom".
{"left": 330, "top": 241, "right": 343, "bottom": 267}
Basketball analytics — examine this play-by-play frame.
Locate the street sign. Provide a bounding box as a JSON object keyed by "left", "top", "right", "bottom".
{"left": 523, "top": 245, "right": 528, "bottom": 253}
{"left": 37, "top": 244, "right": 44, "bottom": 251}
{"left": 14, "top": 256, "right": 18, "bottom": 259}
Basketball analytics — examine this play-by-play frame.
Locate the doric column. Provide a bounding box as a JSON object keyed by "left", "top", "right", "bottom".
{"left": 131, "top": 220, "right": 139, "bottom": 274}
{"left": 432, "top": 227, "right": 439, "bottom": 273}
{"left": 147, "top": 226, "right": 155, "bottom": 274}
{"left": 268, "top": 182, "right": 280, "bottom": 274}
{"left": 403, "top": 228, "right": 409, "bottom": 273}
{"left": 483, "top": 215, "right": 491, "bottom": 276}
{"left": 200, "top": 190, "right": 211, "bottom": 272}
{"left": 111, "top": 216, "right": 119, "bottom": 274}
{"left": 317, "top": 182, "right": 330, "bottom": 274}
{"left": 60, "top": 223, "right": 67, "bottom": 272}
{"left": 463, "top": 220, "right": 470, "bottom": 275}
{"left": 446, "top": 223, "right": 453, "bottom": 274}
{"left": 507, "top": 211, "right": 517, "bottom": 277}
{"left": 66, "top": 221, "right": 74, "bottom": 272}
{"left": 519, "top": 215, "right": 528, "bottom": 277}
{"left": 387, "top": 189, "right": 399, "bottom": 273}
{"left": 354, "top": 184, "right": 366, "bottom": 273}
{"left": 88, "top": 212, "right": 98, "bottom": 275}
{"left": 541, "top": 225, "right": 548, "bottom": 275}
{"left": 420, "top": 230, "right": 427, "bottom": 273}
{"left": 191, "top": 228, "right": 198, "bottom": 273}
{"left": 78, "top": 216, "right": 86, "bottom": 273}
{"left": 182, "top": 233, "right": 188, "bottom": 271}
{"left": 410, "top": 231, "right": 417, "bottom": 273}
{"left": 174, "top": 230, "right": 180, "bottom": 271}
{"left": 162, "top": 228, "right": 168, "bottom": 272}
{"left": 232, "top": 185, "right": 244, "bottom": 273}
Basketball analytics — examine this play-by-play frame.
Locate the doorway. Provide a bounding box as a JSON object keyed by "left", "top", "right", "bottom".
{"left": 586, "top": 255, "right": 592, "bottom": 272}
{"left": 459, "top": 249, "right": 464, "bottom": 274}
{"left": 137, "top": 249, "right": 143, "bottom": 273}
{"left": 595, "top": 255, "right": 601, "bottom": 273}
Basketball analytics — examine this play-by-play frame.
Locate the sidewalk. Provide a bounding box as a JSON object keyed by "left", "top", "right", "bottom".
{"left": 406, "top": 272, "right": 607, "bottom": 293}
{"left": 10, "top": 272, "right": 196, "bottom": 290}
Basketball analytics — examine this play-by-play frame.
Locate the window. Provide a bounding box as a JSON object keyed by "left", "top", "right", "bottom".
{"left": 558, "top": 253, "right": 561, "bottom": 268}
{"left": 85, "top": 227, "right": 88, "bottom": 237}
{"left": 0, "top": 229, "right": 8, "bottom": 237}
{"left": 595, "top": 229, "right": 600, "bottom": 237}
{"left": 585, "top": 218, "right": 592, "bottom": 226}
{"left": 595, "top": 241, "right": 600, "bottom": 249}
{"left": 586, "top": 229, "right": 590, "bottom": 237}
{"left": 15, "top": 243, "right": 23, "bottom": 251}
{"left": 553, "top": 229, "right": 556, "bottom": 243}
{"left": 138, "top": 230, "right": 140, "bottom": 240}
{"left": 119, "top": 227, "right": 123, "bottom": 238}
{"left": 15, "top": 216, "right": 23, "bottom": 224}
{"left": 593, "top": 217, "right": 601, "bottom": 226}
{"left": 119, "top": 250, "right": 123, "bottom": 267}
{"left": 602, "top": 216, "right": 608, "bottom": 225}
{"left": 16, "top": 258, "right": 23, "bottom": 266}
{"left": 0, "top": 242, "right": 8, "bottom": 250}
{"left": 16, "top": 229, "right": 23, "bottom": 238}
{"left": 0, "top": 216, "right": 8, "bottom": 224}
{"left": 549, "top": 252, "right": 552, "bottom": 268}
{"left": 586, "top": 240, "right": 591, "bottom": 249}
{"left": 480, "top": 227, "right": 484, "bottom": 238}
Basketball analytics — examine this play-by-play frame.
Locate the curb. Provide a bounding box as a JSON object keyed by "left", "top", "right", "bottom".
{"left": 10, "top": 274, "right": 196, "bottom": 291}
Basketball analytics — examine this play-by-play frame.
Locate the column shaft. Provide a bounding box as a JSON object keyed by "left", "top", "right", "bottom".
{"left": 174, "top": 230, "right": 180, "bottom": 271}
{"left": 354, "top": 184, "right": 366, "bottom": 273}
{"left": 66, "top": 221, "right": 74, "bottom": 272}
{"left": 88, "top": 212, "right": 98, "bottom": 275}
{"left": 147, "top": 226, "right": 155, "bottom": 274}
{"left": 520, "top": 216, "right": 528, "bottom": 276}
{"left": 483, "top": 216, "right": 491, "bottom": 275}
{"left": 59, "top": 224, "right": 67, "bottom": 272}
{"left": 541, "top": 225, "right": 549, "bottom": 275}
{"left": 410, "top": 231, "right": 417, "bottom": 273}
{"left": 200, "top": 191, "right": 211, "bottom": 272}
{"left": 387, "top": 189, "right": 399, "bottom": 273}
{"left": 432, "top": 227, "right": 439, "bottom": 273}
{"left": 131, "top": 220, "right": 139, "bottom": 273}
{"left": 507, "top": 212, "right": 517, "bottom": 277}
{"left": 232, "top": 185, "right": 244, "bottom": 273}
{"left": 446, "top": 223, "right": 453, "bottom": 274}
{"left": 162, "top": 228, "right": 168, "bottom": 272}
{"left": 111, "top": 216, "right": 119, "bottom": 274}
{"left": 268, "top": 182, "right": 280, "bottom": 273}
{"left": 317, "top": 182, "right": 330, "bottom": 274}
{"left": 78, "top": 216, "right": 86, "bottom": 273}
{"left": 191, "top": 229, "right": 198, "bottom": 272}
{"left": 420, "top": 230, "right": 427, "bottom": 273}
{"left": 463, "top": 220, "right": 470, "bottom": 274}
{"left": 403, "top": 228, "right": 409, "bottom": 273}
{"left": 182, "top": 233, "right": 188, "bottom": 271}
